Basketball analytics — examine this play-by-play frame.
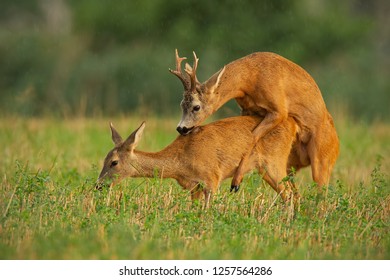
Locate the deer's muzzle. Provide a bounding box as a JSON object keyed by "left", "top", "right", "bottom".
{"left": 176, "top": 126, "right": 194, "bottom": 135}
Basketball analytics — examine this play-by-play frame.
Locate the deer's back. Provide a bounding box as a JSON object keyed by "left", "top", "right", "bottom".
{"left": 184, "top": 115, "right": 260, "bottom": 150}
{"left": 174, "top": 115, "right": 297, "bottom": 161}
{"left": 168, "top": 116, "right": 259, "bottom": 174}
{"left": 165, "top": 115, "right": 298, "bottom": 187}
{"left": 218, "top": 52, "right": 327, "bottom": 132}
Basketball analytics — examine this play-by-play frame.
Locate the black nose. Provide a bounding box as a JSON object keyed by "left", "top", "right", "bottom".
{"left": 177, "top": 126, "right": 189, "bottom": 135}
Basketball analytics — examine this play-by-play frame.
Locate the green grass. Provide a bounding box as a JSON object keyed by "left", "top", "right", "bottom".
{"left": 0, "top": 115, "right": 389, "bottom": 259}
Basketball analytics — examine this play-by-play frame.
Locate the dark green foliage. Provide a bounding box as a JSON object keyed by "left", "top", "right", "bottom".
{"left": 0, "top": 0, "right": 387, "bottom": 121}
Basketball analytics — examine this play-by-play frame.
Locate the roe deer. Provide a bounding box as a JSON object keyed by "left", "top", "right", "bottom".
{"left": 169, "top": 49, "right": 339, "bottom": 191}
{"left": 96, "top": 116, "right": 303, "bottom": 205}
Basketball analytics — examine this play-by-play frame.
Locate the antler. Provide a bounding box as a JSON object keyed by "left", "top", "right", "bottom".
{"left": 169, "top": 49, "right": 190, "bottom": 91}
{"left": 184, "top": 51, "right": 199, "bottom": 92}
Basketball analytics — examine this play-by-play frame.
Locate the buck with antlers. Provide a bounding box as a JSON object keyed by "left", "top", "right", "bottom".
{"left": 96, "top": 115, "right": 304, "bottom": 206}
{"left": 169, "top": 49, "right": 339, "bottom": 191}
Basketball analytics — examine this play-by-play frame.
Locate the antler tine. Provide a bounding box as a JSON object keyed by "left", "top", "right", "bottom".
{"left": 169, "top": 49, "right": 190, "bottom": 90}
{"left": 184, "top": 51, "right": 200, "bottom": 92}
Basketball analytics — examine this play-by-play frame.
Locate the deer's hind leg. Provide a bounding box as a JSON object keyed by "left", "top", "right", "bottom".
{"left": 307, "top": 116, "right": 339, "bottom": 187}
{"left": 258, "top": 162, "right": 293, "bottom": 202}
{"left": 231, "top": 107, "right": 288, "bottom": 191}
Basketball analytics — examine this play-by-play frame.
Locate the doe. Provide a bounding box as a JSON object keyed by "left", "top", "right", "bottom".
{"left": 97, "top": 116, "right": 305, "bottom": 205}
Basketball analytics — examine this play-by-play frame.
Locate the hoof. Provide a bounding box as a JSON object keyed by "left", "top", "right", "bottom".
{"left": 230, "top": 185, "right": 240, "bottom": 193}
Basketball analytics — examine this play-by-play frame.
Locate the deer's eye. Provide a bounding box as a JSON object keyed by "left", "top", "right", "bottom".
{"left": 193, "top": 105, "right": 200, "bottom": 112}
{"left": 110, "top": 160, "right": 119, "bottom": 167}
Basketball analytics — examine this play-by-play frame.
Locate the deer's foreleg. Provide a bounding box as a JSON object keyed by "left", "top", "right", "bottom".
{"left": 230, "top": 111, "right": 286, "bottom": 191}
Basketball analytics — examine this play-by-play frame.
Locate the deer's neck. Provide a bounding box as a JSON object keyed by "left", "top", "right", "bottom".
{"left": 203, "top": 71, "right": 243, "bottom": 114}
{"left": 203, "top": 89, "right": 238, "bottom": 116}
{"left": 133, "top": 147, "right": 182, "bottom": 180}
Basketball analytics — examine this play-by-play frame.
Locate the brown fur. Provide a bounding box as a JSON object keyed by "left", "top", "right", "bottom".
{"left": 97, "top": 116, "right": 303, "bottom": 205}
{"left": 172, "top": 50, "right": 339, "bottom": 188}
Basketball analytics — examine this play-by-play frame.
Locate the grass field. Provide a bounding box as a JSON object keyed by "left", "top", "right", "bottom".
{"left": 0, "top": 115, "right": 389, "bottom": 259}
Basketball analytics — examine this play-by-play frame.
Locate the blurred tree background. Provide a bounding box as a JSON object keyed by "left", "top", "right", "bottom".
{"left": 0, "top": 0, "right": 388, "bottom": 121}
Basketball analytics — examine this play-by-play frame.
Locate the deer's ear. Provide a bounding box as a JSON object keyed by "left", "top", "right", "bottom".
{"left": 204, "top": 66, "right": 225, "bottom": 94}
{"left": 110, "top": 123, "right": 123, "bottom": 146}
{"left": 184, "top": 63, "right": 192, "bottom": 73}
{"left": 123, "top": 122, "right": 146, "bottom": 152}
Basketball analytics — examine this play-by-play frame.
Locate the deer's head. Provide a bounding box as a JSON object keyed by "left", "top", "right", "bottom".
{"left": 170, "top": 49, "right": 225, "bottom": 135}
{"left": 96, "top": 122, "right": 145, "bottom": 189}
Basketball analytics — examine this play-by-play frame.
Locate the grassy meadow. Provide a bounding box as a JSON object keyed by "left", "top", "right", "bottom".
{"left": 0, "top": 114, "right": 389, "bottom": 259}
